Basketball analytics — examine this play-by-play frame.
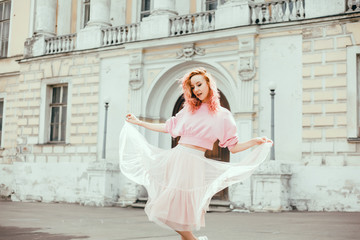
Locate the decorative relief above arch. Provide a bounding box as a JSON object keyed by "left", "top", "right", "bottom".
{"left": 176, "top": 43, "right": 205, "bottom": 60}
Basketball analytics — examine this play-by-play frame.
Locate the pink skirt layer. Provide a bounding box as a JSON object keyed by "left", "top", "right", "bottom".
{"left": 119, "top": 122, "right": 271, "bottom": 231}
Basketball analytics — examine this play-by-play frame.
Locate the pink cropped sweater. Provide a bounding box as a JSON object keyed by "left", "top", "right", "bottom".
{"left": 165, "top": 103, "right": 239, "bottom": 150}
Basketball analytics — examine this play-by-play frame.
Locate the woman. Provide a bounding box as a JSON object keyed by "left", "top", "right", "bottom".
{"left": 120, "top": 68, "right": 272, "bottom": 240}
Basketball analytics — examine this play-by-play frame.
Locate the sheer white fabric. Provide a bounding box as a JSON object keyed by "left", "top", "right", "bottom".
{"left": 119, "top": 122, "right": 271, "bottom": 231}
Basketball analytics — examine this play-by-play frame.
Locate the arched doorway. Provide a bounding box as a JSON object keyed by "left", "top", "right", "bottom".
{"left": 171, "top": 91, "right": 231, "bottom": 201}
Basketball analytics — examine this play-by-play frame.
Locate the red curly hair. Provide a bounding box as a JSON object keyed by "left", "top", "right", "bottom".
{"left": 181, "top": 67, "right": 220, "bottom": 114}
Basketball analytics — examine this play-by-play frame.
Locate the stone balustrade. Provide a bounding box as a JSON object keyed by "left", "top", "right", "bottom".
{"left": 170, "top": 11, "right": 215, "bottom": 36}
{"left": 45, "top": 34, "right": 76, "bottom": 55}
{"left": 28, "top": 1, "right": 360, "bottom": 57}
{"left": 347, "top": 0, "right": 360, "bottom": 12}
{"left": 249, "top": 0, "right": 305, "bottom": 24}
{"left": 102, "top": 24, "right": 140, "bottom": 46}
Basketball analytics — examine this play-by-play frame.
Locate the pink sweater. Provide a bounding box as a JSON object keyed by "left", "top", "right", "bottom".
{"left": 165, "top": 103, "right": 239, "bottom": 150}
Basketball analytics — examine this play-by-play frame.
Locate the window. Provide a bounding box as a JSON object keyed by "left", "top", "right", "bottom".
{"left": 205, "top": 0, "right": 226, "bottom": 11}
{"left": 0, "top": 98, "right": 3, "bottom": 146}
{"left": 82, "top": 0, "right": 90, "bottom": 28}
{"left": 205, "top": 0, "right": 218, "bottom": 10}
{"left": 357, "top": 54, "right": 360, "bottom": 137}
{"left": 0, "top": 0, "right": 11, "bottom": 58}
{"left": 39, "top": 80, "right": 71, "bottom": 144}
{"left": 49, "top": 85, "right": 68, "bottom": 143}
{"left": 140, "top": 0, "right": 151, "bottom": 20}
{"left": 347, "top": 46, "right": 360, "bottom": 140}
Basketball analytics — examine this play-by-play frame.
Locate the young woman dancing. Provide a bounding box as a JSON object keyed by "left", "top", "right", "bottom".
{"left": 119, "top": 67, "right": 272, "bottom": 240}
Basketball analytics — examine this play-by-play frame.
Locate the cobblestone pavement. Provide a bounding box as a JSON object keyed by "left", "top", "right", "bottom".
{"left": 0, "top": 201, "right": 359, "bottom": 240}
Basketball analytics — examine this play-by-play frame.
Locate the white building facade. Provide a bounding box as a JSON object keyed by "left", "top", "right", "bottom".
{"left": 0, "top": 0, "right": 359, "bottom": 211}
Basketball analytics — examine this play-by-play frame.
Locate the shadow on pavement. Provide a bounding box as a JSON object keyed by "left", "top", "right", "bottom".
{"left": 0, "top": 225, "right": 89, "bottom": 240}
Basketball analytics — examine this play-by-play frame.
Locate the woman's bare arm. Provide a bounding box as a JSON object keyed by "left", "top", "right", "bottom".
{"left": 229, "top": 137, "right": 272, "bottom": 154}
{"left": 125, "top": 113, "right": 167, "bottom": 133}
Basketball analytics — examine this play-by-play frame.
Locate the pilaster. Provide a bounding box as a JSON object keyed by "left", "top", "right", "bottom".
{"left": 129, "top": 51, "right": 144, "bottom": 116}
{"left": 231, "top": 34, "right": 257, "bottom": 156}
{"left": 116, "top": 50, "right": 145, "bottom": 206}
{"left": 237, "top": 34, "right": 257, "bottom": 112}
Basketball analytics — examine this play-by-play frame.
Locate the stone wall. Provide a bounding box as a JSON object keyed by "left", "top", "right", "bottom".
{"left": 302, "top": 21, "right": 360, "bottom": 166}
{"left": 0, "top": 52, "right": 102, "bottom": 203}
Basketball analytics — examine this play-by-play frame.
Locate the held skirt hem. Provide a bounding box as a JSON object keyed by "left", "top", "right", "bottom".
{"left": 119, "top": 122, "right": 271, "bottom": 231}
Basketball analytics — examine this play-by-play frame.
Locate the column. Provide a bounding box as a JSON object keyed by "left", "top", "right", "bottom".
{"left": 86, "top": 0, "right": 111, "bottom": 27}
{"left": 34, "top": 0, "right": 57, "bottom": 36}
{"left": 140, "top": 0, "right": 178, "bottom": 39}
{"left": 24, "top": 0, "right": 57, "bottom": 57}
{"left": 152, "top": 0, "right": 177, "bottom": 16}
{"left": 77, "top": 0, "right": 111, "bottom": 50}
{"left": 57, "top": 0, "right": 72, "bottom": 36}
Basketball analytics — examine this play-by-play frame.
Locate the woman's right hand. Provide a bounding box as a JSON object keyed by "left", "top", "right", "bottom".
{"left": 126, "top": 113, "right": 142, "bottom": 126}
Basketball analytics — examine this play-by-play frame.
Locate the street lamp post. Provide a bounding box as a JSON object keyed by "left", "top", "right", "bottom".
{"left": 102, "top": 98, "right": 110, "bottom": 159}
{"left": 268, "top": 82, "right": 277, "bottom": 160}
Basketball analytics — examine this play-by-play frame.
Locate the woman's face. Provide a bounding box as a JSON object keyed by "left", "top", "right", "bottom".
{"left": 190, "top": 74, "right": 210, "bottom": 103}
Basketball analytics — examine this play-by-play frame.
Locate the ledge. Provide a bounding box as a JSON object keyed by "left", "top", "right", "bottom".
{"left": 35, "top": 143, "right": 71, "bottom": 146}
{"left": 347, "top": 137, "right": 360, "bottom": 143}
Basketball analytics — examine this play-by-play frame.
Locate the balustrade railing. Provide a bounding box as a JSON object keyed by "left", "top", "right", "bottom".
{"left": 346, "top": 0, "right": 360, "bottom": 12}
{"left": 45, "top": 34, "right": 76, "bottom": 54}
{"left": 249, "top": 0, "right": 305, "bottom": 24}
{"left": 39, "top": 1, "right": 360, "bottom": 57}
{"left": 102, "top": 23, "right": 140, "bottom": 46}
{"left": 170, "top": 11, "right": 215, "bottom": 36}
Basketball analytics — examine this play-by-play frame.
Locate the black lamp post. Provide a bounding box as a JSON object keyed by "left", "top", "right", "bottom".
{"left": 268, "top": 81, "right": 277, "bottom": 160}
{"left": 102, "top": 98, "right": 110, "bottom": 159}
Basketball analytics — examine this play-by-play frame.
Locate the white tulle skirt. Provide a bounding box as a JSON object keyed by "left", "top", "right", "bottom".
{"left": 119, "top": 122, "right": 271, "bottom": 231}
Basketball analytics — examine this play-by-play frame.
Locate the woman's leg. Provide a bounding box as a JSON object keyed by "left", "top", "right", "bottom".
{"left": 176, "top": 231, "right": 197, "bottom": 240}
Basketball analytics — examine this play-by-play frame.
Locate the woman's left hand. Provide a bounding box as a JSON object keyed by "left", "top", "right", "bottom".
{"left": 252, "top": 137, "right": 273, "bottom": 145}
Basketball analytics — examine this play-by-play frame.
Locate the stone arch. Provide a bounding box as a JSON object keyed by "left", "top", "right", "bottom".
{"left": 144, "top": 60, "right": 238, "bottom": 121}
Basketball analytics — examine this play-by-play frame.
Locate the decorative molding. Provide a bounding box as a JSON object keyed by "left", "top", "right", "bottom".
{"left": 176, "top": 43, "right": 205, "bottom": 60}
{"left": 238, "top": 55, "right": 256, "bottom": 81}
{"left": 129, "top": 51, "right": 144, "bottom": 90}
{"left": 129, "top": 68, "right": 143, "bottom": 90}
